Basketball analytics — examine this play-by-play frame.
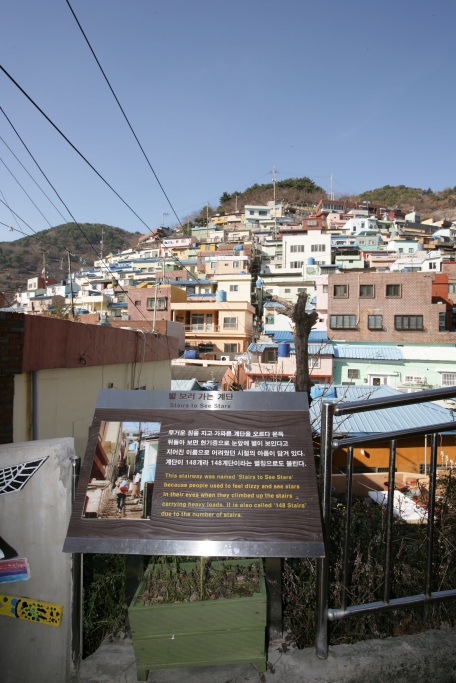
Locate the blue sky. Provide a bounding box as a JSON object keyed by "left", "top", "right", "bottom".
{"left": 1, "top": 0, "right": 455, "bottom": 243}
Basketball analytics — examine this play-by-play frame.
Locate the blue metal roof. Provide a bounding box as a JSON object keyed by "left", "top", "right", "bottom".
{"left": 170, "top": 379, "right": 202, "bottom": 391}
{"left": 248, "top": 342, "right": 333, "bottom": 355}
{"left": 271, "top": 331, "right": 294, "bottom": 342}
{"left": 310, "top": 385, "right": 456, "bottom": 437}
{"left": 333, "top": 346, "right": 404, "bottom": 360}
{"left": 263, "top": 301, "right": 286, "bottom": 309}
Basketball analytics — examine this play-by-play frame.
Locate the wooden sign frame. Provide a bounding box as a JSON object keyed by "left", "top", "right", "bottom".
{"left": 63, "top": 390, "right": 324, "bottom": 557}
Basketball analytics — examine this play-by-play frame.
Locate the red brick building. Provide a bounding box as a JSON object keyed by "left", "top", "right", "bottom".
{"left": 327, "top": 271, "right": 455, "bottom": 343}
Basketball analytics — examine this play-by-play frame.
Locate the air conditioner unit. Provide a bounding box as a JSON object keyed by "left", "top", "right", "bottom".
{"left": 220, "top": 355, "right": 230, "bottom": 361}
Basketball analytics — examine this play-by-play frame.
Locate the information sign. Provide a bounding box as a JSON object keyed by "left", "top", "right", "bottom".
{"left": 64, "top": 390, "right": 324, "bottom": 557}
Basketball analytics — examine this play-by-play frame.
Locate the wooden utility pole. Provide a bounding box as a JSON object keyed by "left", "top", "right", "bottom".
{"left": 271, "top": 291, "right": 318, "bottom": 403}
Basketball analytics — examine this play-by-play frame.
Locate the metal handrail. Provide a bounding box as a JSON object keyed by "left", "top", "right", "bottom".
{"left": 315, "top": 385, "right": 456, "bottom": 659}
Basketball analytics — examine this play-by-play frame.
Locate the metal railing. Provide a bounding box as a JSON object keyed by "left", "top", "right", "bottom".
{"left": 315, "top": 385, "right": 456, "bottom": 659}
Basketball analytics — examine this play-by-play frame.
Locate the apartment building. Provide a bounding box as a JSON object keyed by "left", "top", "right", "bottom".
{"left": 327, "top": 271, "right": 454, "bottom": 343}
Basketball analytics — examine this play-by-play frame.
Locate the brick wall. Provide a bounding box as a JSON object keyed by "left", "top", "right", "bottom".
{"left": 0, "top": 312, "right": 25, "bottom": 444}
{"left": 327, "top": 271, "right": 456, "bottom": 343}
{"left": 126, "top": 285, "right": 173, "bottom": 322}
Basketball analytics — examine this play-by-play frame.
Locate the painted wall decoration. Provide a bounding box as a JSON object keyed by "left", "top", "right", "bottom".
{"left": 0, "top": 559, "right": 31, "bottom": 584}
{"left": 0, "top": 536, "right": 18, "bottom": 560}
{"left": 0, "top": 457, "right": 48, "bottom": 495}
{"left": 0, "top": 593, "right": 63, "bottom": 626}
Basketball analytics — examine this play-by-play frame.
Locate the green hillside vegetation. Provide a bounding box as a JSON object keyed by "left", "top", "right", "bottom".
{"left": 0, "top": 222, "right": 139, "bottom": 297}
{"left": 347, "top": 184, "right": 456, "bottom": 215}
{"left": 184, "top": 177, "right": 326, "bottom": 228}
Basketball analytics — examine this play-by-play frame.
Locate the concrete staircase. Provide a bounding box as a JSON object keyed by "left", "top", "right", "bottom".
{"left": 99, "top": 490, "right": 143, "bottom": 519}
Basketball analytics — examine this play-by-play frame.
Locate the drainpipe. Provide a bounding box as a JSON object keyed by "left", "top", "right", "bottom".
{"left": 32, "top": 370, "right": 38, "bottom": 440}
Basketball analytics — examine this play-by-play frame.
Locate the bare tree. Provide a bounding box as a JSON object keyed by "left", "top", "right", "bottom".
{"left": 271, "top": 291, "right": 319, "bottom": 402}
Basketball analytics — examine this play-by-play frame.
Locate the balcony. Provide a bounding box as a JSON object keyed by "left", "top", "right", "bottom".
{"left": 184, "top": 324, "right": 221, "bottom": 333}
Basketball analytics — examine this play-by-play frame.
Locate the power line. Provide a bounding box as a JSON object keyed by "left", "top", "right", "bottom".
{"left": 0, "top": 154, "right": 53, "bottom": 227}
{"left": 0, "top": 68, "right": 152, "bottom": 232}
{"left": 66, "top": 0, "right": 183, "bottom": 229}
{"left": 0, "top": 133, "right": 70, "bottom": 224}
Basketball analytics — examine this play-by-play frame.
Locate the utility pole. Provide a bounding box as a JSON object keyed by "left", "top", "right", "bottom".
{"left": 329, "top": 174, "right": 334, "bottom": 201}
{"left": 271, "top": 166, "right": 278, "bottom": 238}
{"left": 67, "top": 251, "right": 75, "bottom": 318}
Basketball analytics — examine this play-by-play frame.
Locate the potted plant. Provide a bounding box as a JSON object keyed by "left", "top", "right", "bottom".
{"left": 128, "top": 558, "right": 267, "bottom": 681}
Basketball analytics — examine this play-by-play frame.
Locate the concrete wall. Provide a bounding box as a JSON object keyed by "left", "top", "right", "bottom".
{"left": 13, "top": 360, "right": 171, "bottom": 459}
{"left": 0, "top": 438, "right": 78, "bottom": 683}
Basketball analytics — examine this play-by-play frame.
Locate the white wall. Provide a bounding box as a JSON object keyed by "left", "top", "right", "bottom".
{"left": 13, "top": 360, "right": 171, "bottom": 459}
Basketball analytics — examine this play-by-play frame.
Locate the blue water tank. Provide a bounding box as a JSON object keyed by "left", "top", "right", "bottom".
{"left": 311, "top": 385, "right": 336, "bottom": 399}
{"left": 307, "top": 257, "right": 315, "bottom": 265}
{"left": 278, "top": 342, "right": 290, "bottom": 358}
{"left": 216, "top": 290, "right": 227, "bottom": 302}
{"left": 256, "top": 278, "right": 262, "bottom": 288}
{"left": 234, "top": 244, "right": 243, "bottom": 251}
{"left": 184, "top": 349, "right": 199, "bottom": 359}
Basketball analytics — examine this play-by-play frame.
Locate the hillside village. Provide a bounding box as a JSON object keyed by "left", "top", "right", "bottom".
{"left": 3, "top": 185, "right": 456, "bottom": 475}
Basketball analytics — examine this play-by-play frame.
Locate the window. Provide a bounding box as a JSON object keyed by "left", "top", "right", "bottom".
{"left": 233, "top": 261, "right": 240, "bottom": 268}
{"left": 330, "top": 315, "right": 357, "bottom": 329}
{"left": 307, "top": 220, "right": 318, "bottom": 226}
{"left": 297, "top": 287, "right": 306, "bottom": 292}
{"left": 259, "top": 210, "right": 267, "bottom": 216}
{"left": 386, "top": 284, "right": 401, "bottom": 297}
{"left": 224, "top": 343, "right": 237, "bottom": 353}
{"left": 223, "top": 317, "right": 237, "bottom": 329}
{"left": 394, "top": 315, "right": 423, "bottom": 330}
{"left": 264, "top": 348, "right": 278, "bottom": 363}
{"left": 404, "top": 375, "right": 424, "bottom": 384}
{"left": 175, "top": 277, "right": 181, "bottom": 281}
{"left": 442, "top": 373, "right": 456, "bottom": 387}
{"left": 348, "top": 369, "right": 360, "bottom": 379}
{"left": 360, "top": 284, "right": 374, "bottom": 297}
{"left": 409, "top": 248, "right": 414, "bottom": 253}
{"left": 449, "top": 284, "right": 456, "bottom": 294}
{"left": 309, "top": 357, "right": 321, "bottom": 369}
{"left": 334, "top": 284, "right": 348, "bottom": 297}
{"left": 229, "top": 284, "right": 239, "bottom": 292}
{"left": 290, "top": 261, "right": 304, "bottom": 268}
{"left": 368, "top": 315, "right": 383, "bottom": 329}
{"left": 284, "top": 288, "right": 291, "bottom": 293}
{"left": 429, "top": 262, "right": 437, "bottom": 270}
{"left": 198, "top": 344, "right": 214, "bottom": 353}
{"left": 311, "top": 244, "right": 326, "bottom": 252}
{"left": 323, "top": 285, "right": 328, "bottom": 293}
{"left": 439, "top": 311, "right": 447, "bottom": 332}
{"left": 398, "top": 248, "right": 404, "bottom": 253}
{"left": 211, "top": 262, "right": 217, "bottom": 269}
{"left": 146, "top": 297, "right": 167, "bottom": 310}
{"left": 368, "top": 239, "right": 376, "bottom": 245}
{"left": 134, "top": 300, "right": 141, "bottom": 306}
{"left": 249, "top": 210, "right": 254, "bottom": 215}
{"left": 290, "top": 245, "right": 305, "bottom": 253}
{"left": 358, "top": 239, "right": 365, "bottom": 245}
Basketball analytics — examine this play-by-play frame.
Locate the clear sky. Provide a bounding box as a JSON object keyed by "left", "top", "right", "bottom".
{"left": 1, "top": 0, "right": 455, "bottom": 243}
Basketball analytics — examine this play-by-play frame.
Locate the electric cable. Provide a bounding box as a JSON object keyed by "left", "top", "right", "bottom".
{"left": 0, "top": 68, "right": 152, "bottom": 232}
{"left": 0, "top": 134, "right": 70, "bottom": 223}
{"left": 0, "top": 154, "right": 53, "bottom": 227}
{"left": 66, "top": 0, "right": 183, "bottom": 229}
